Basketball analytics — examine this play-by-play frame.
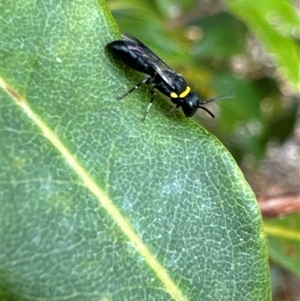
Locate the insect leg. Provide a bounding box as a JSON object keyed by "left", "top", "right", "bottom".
{"left": 117, "top": 76, "right": 153, "bottom": 100}
{"left": 168, "top": 103, "right": 181, "bottom": 115}
{"left": 141, "top": 88, "right": 156, "bottom": 121}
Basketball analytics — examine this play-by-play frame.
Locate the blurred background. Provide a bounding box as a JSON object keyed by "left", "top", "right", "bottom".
{"left": 107, "top": 0, "right": 299, "bottom": 299}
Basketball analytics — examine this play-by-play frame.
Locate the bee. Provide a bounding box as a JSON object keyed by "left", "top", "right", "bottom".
{"left": 106, "top": 34, "right": 232, "bottom": 120}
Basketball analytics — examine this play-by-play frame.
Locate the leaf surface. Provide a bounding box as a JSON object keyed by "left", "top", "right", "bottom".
{"left": 1, "top": 1, "right": 270, "bottom": 300}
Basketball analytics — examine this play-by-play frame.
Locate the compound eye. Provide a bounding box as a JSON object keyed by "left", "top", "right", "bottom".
{"left": 182, "top": 103, "right": 197, "bottom": 117}
{"left": 187, "top": 99, "right": 197, "bottom": 109}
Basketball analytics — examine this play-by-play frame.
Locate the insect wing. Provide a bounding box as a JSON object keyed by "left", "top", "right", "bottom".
{"left": 122, "top": 34, "right": 175, "bottom": 89}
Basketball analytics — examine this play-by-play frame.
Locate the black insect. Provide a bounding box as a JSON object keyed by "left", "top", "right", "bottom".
{"left": 106, "top": 34, "right": 232, "bottom": 120}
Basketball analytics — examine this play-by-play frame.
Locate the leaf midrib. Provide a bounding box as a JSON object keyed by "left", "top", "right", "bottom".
{"left": 1, "top": 76, "right": 189, "bottom": 301}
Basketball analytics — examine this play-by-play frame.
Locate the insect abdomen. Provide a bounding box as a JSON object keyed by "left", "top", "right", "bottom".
{"left": 106, "top": 41, "right": 153, "bottom": 75}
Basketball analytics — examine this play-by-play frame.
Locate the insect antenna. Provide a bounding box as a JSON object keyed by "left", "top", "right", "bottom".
{"left": 198, "top": 94, "right": 234, "bottom": 118}
{"left": 197, "top": 106, "right": 215, "bottom": 118}
{"left": 201, "top": 94, "right": 235, "bottom": 105}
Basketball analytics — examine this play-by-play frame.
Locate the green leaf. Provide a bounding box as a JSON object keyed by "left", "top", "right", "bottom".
{"left": 1, "top": 0, "right": 270, "bottom": 300}
{"left": 192, "top": 12, "right": 248, "bottom": 59}
{"left": 265, "top": 214, "right": 300, "bottom": 277}
{"left": 227, "top": 0, "right": 300, "bottom": 93}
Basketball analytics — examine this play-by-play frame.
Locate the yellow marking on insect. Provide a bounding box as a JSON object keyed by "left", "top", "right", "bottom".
{"left": 179, "top": 86, "right": 191, "bottom": 98}
{"left": 170, "top": 92, "right": 178, "bottom": 98}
